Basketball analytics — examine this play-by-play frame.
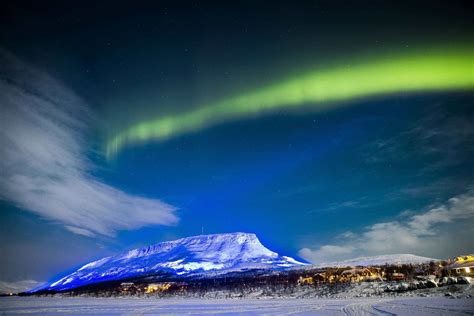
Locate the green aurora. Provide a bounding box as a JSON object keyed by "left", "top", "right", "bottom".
{"left": 106, "top": 47, "right": 474, "bottom": 157}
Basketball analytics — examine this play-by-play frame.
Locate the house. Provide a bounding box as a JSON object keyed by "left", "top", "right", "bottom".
{"left": 145, "top": 283, "right": 173, "bottom": 293}
{"left": 446, "top": 255, "right": 474, "bottom": 277}
{"left": 297, "top": 276, "right": 314, "bottom": 285}
{"left": 389, "top": 272, "right": 406, "bottom": 281}
{"left": 339, "top": 268, "right": 381, "bottom": 282}
{"left": 120, "top": 282, "right": 136, "bottom": 293}
{"left": 454, "top": 255, "right": 474, "bottom": 263}
{"left": 313, "top": 273, "right": 326, "bottom": 283}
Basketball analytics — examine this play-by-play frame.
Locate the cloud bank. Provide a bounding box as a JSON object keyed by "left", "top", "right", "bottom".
{"left": 0, "top": 50, "right": 178, "bottom": 237}
{"left": 0, "top": 280, "right": 42, "bottom": 294}
{"left": 299, "top": 189, "right": 474, "bottom": 264}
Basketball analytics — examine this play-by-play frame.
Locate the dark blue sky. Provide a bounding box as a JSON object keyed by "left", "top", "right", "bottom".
{"left": 106, "top": 95, "right": 474, "bottom": 254}
{"left": 0, "top": 1, "right": 473, "bottom": 286}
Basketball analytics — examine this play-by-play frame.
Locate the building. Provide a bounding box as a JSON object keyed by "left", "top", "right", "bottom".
{"left": 297, "top": 276, "right": 314, "bottom": 285}
{"left": 313, "top": 273, "right": 326, "bottom": 283}
{"left": 339, "top": 268, "right": 381, "bottom": 282}
{"left": 145, "top": 283, "right": 173, "bottom": 294}
{"left": 454, "top": 255, "right": 474, "bottom": 263}
{"left": 120, "top": 282, "right": 137, "bottom": 293}
{"left": 446, "top": 255, "right": 474, "bottom": 277}
{"left": 389, "top": 272, "right": 406, "bottom": 281}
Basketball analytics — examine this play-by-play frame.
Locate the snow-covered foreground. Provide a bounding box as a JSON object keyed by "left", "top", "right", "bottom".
{"left": 1, "top": 297, "right": 473, "bottom": 315}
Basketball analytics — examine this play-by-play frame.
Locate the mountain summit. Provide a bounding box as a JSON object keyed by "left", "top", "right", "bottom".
{"left": 35, "top": 233, "right": 306, "bottom": 292}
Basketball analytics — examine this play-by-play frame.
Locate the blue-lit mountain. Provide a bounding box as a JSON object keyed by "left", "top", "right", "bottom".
{"left": 33, "top": 233, "right": 306, "bottom": 292}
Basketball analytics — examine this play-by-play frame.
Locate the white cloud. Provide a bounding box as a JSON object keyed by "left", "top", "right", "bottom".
{"left": 299, "top": 245, "right": 354, "bottom": 264}
{"left": 409, "top": 194, "right": 474, "bottom": 234}
{"left": 299, "top": 190, "right": 474, "bottom": 264}
{"left": 0, "top": 50, "right": 179, "bottom": 237}
{"left": 0, "top": 280, "right": 43, "bottom": 294}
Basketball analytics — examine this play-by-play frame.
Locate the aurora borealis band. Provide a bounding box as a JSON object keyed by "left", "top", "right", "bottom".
{"left": 106, "top": 47, "right": 474, "bottom": 157}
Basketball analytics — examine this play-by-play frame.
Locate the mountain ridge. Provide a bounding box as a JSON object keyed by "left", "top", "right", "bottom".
{"left": 313, "top": 254, "right": 438, "bottom": 268}
{"left": 33, "top": 232, "right": 306, "bottom": 292}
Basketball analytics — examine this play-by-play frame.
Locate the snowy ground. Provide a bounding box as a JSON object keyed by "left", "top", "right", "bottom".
{"left": 1, "top": 296, "right": 473, "bottom": 315}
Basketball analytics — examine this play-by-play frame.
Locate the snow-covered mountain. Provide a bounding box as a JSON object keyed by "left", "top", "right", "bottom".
{"left": 33, "top": 233, "right": 306, "bottom": 292}
{"left": 315, "top": 254, "right": 438, "bottom": 268}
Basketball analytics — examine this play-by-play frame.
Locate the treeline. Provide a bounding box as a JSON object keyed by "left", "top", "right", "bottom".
{"left": 31, "top": 262, "right": 446, "bottom": 297}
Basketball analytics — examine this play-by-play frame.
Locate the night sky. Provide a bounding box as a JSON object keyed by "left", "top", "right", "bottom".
{"left": 1, "top": 1, "right": 473, "bottom": 290}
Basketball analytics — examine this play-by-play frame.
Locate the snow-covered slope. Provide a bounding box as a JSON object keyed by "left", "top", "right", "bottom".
{"left": 315, "top": 254, "right": 438, "bottom": 268}
{"left": 34, "top": 233, "right": 306, "bottom": 292}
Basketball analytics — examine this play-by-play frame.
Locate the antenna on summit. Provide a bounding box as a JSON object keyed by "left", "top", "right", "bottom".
{"left": 201, "top": 226, "right": 204, "bottom": 235}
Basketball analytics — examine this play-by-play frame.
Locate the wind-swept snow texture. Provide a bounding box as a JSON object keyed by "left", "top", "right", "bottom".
{"left": 1, "top": 297, "right": 473, "bottom": 315}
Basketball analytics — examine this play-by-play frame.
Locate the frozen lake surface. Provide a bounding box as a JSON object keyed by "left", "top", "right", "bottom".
{"left": 1, "top": 296, "right": 473, "bottom": 315}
